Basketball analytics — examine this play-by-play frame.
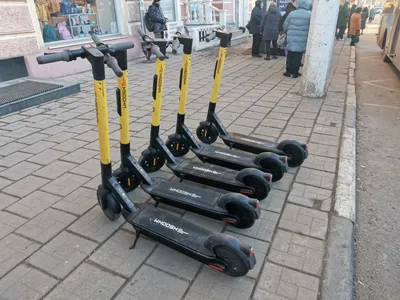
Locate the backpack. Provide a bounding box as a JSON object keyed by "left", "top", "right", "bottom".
{"left": 43, "top": 24, "right": 58, "bottom": 42}
{"left": 144, "top": 10, "right": 155, "bottom": 32}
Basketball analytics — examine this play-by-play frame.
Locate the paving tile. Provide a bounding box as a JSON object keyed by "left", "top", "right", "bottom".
{"left": 301, "top": 154, "right": 337, "bottom": 173}
{"left": 74, "top": 130, "right": 99, "bottom": 142}
{"left": 228, "top": 210, "right": 279, "bottom": 242}
{"left": 27, "top": 148, "right": 68, "bottom": 165}
{"left": 2, "top": 126, "right": 40, "bottom": 139}
{"left": 0, "top": 114, "right": 27, "bottom": 123}
{"left": 147, "top": 243, "right": 202, "bottom": 280}
{"left": 0, "top": 234, "right": 40, "bottom": 278}
{"left": 45, "top": 131, "right": 78, "bottom": 143}
{"left": 312, "top": 124, "right": 342, "bottom": 137}
{"left": 28, "top": 231, "right": 98, "bottom": 279}
{"left": 7, "top": 190, "right": 62, "bottom": 219}
{"left": 90, "top": 230, "right": 156, "bottom": 278}
{"left": 295, "top": 167, "right": 335, "bottom": 190}
{"left": 68, "top": 206, "right": 124, "bottom": 243}
{"left": 44, "top": 263, "right": 125, "bottom": 300}
{"left": 115, "top": 265, "right": 188, "bottom": 300}
{"left": 272, "top": 172, "right": 295, "bottom": 192}
{"left": 0, "top": 161, "right": 42, "bottom": 181}
{"left": 22, "top": 140, "right": 58, "bottom": 154}
{"left": 0, "top": 192, "right": 19, "bottom": 210}
{"left": 0, "top": 136, "right": 15, "bottom": 147}
{"left": 0, "top": 152, "right": 32, "bottom": 168}
{"left": 19, "top": 132, "right": 49, "bottom": 145}
{"left": 260, "top": 189, "right": 288, "bottom": 213}
{"left": 310, "top": 133, "right": 340, "bottom": 147}
{"left": 52, "top": 187, "right": 97, "bottom": 215}
{"left": 253, "top": 262, "right": 318, "bottom": 300}
{"left": 279, "top": 204, "right": 328, "bottom": 239}
{"left": 0, "top": 264, "right": 58, "bottom": 299}
{"left": 0, "top": 142, "right": 26, "bottom": 156}
{"left": 16, "top": 208, "right": 76, "bottom": 243}
{"left": 288, "top": 183, "right": 332, "bottom": 211}
{"left": 3, "top": 175, "right": 50, "bottom": 198}
{"left": 254, "top": 126, "right": 282, "bottom": 138}
{"left": 185, "top": 266, "right": 255, "bottom": 300}
{"left": 308, "top": 142, "right": 338, "bottom": 158}
{"left": 41, "top": 173, "right": 89, "bottom": 197}
{"left": 82, "top": 174, "right": 102, "bottom": 190}
{"left": 0, "top": 177, "right": 13, "bottom": 190}
{"left": 52, "top": 139, "right": 88, "bottom": 152}
{"left": 60, "top": 148, "right": 97, "bottom": 164}
{"left": 34, "top": 160, "right": 78, "bottom": 180}
{"left": 40, "top": 124, "right": 70, "bottom": 135}
{"left": 268, "top": 229, "right": 325, "bottom": 276}
{"left": 69, "top": 158, "right": 100, "bottom": 178}
{"left": 0, "top": 211, "right": 27, "bottom": 239}
{"left": 287, "top": 117, "right": 315, "bottom": 128}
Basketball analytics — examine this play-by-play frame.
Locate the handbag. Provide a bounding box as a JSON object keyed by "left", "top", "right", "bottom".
{"left": 277, "top": 33, "right": 287, "bottom": 48}
{"left": 353, "top": 35, "right": 360, "bottom": 44}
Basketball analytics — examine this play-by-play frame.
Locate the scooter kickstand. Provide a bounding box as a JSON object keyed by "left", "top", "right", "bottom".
{"left": 130, "top": 228, "right": 142, "bottom": 250}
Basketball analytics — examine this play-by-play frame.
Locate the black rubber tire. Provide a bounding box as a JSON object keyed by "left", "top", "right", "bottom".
{"left": 242, "top": 175, "right": 269, "bottom": 200}
{"left": 213, "top": 246, "right": 249, "bottom": 277}
{"left": 97, "top": 186, "right": 121, "bottom": 221}
{"left": 278, "top": 141, "right": 306, "bottom": 167}
{"left": 225, "top": 202, "right": 256, "bottom": 229}
{"left": 259, "top": 158, "right": 286, "bottom": 182}
{"left": 196, "top": 123, "right": 219, "bottom": 144}
{"left": 165, "top": 137, "right": 190, "bottom": 157}
{"left": 139, "top": 153, "right": 165, "bottom": 173}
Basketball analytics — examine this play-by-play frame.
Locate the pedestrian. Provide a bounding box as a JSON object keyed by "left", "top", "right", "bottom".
{"left": 348, "top": 4, "right": 357, "bottom": 37}
{"left": 278, "top": 0, "right": 296, "bottom": 34}
{"left": 369, "top": 7, "right": 376, "bottom": 23}
{"left": 148, "top": 0, "right": 168, "bottom": 39}
{"left": 349, "top": 7, "right": 361, "bottom": 46}
{"left": 361, "top": 7, "right": 369, "bottom": 34}
{"left": 261, "top": 2, "right": 281, "bottom": 60}
{"left": 283, "top": 0, "right": 311, "bottom": 78}
{"left": 336, "top": 2, "right": 350, "bottom": 40}
{"left": 248, "top": 0, "right": 263, "bottom": 57}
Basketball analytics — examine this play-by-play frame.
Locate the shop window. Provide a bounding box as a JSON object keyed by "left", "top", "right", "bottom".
{"left": 160, "top": 0, "right": 176, "bottom": 22}
{"left": 35, "top": 0, "right": 119, "bottom": 44}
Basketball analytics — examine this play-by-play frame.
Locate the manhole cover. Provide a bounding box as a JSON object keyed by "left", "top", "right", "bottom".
{"left": 0, "top": 80, "right": 63, "bottom": 105}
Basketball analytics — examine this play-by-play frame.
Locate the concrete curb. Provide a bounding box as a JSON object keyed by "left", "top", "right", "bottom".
{"left": 322, "top": 45, "right": 357, "bottom": 300}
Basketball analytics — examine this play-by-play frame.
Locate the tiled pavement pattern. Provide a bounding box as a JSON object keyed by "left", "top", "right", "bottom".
{"left": 0, "top": 41, "right": 350, "bottom": 299}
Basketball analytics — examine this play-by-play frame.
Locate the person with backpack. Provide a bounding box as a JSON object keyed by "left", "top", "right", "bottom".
{"left": 148, "top": 0, "right": 168, "bottom": 39}
{"left": 247, "top": 0, "right": 263, "bottom": 57}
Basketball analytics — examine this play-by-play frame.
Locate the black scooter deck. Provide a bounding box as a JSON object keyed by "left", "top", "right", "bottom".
{"left": 167, "top": 159, "right": 243, "bottom": 185}
{"left": 220, "top": 132, "right": 277, "bottom": 154}
{"left": 141, "top": 177, "right": 226, "bottom": 213}
{"left": 125, "top": 205, "right": 214, "bottom": 255}
{"left": 192, "top": 144, "right": 259, "bottom": 170}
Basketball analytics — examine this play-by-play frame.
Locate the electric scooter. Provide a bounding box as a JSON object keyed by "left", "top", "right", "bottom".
{"left": 161, "top": 33, "right": 272, "bottom": 200}
{"left": 195, "top": 31, "right": 309, "bottom": 168}
{"left": 36, "top": 36, "right": 256, "bottom": 277}
{"left": 162, "top": 30, "right": 289, "bottom": 182}
{"left": 111, "top": 29, "right": 260, "bottom": 228}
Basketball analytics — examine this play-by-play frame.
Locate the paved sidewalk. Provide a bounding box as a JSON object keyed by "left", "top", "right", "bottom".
{"left": 0, "top": 40, "right": 350, "bottom": 300}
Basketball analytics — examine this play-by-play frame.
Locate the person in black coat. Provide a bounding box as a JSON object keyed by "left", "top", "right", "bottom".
{"left": 278, "top": 1, "right": 296, "bottom": 33}
{"left": 248, "top": 0, "right": 263, "bottom": 57}
{"left": 261, "top": 2, "right": 281, "bottom": 60}
{"left": 148, "top": 0, "right": 168, "bottom": 38}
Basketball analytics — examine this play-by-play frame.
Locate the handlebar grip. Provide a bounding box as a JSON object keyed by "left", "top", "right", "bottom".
{"left": 110, "top": 42, "right": 134, "bottom": 52}
{"left": 36, "top": 50, "right": 69, "bottom": 64}
{"left": 91, "top": 34, "right": 102, "bottom": 46}
{"left": 137, "top": 28, "right": 146, "bottom": 38}
{"left": 105, "top": 54, "right": 123, "bottom": 77}
{"left": 150, "top": 45, "right": 165, "bottom": 60}
{"left": 206, "top": 32, "right": 217, "bottom": 42}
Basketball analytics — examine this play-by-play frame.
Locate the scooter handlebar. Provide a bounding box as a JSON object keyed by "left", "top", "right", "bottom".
{"left": 150, "top": 44, "right": 165, "bottom": 60}
{"left": 109, "top": 42, "right": 135, "bottom": 52}
{"left": 37, "top": 50, "right": 72, "bottom": 64}
{"left": 105, "top": 54, "right": 123, "bottom": 77}
{"left": 91, "top": 33, "right": 102, "bottom": 46}
{"left": 205, "top": 25, "right": 226, "bottom": 42}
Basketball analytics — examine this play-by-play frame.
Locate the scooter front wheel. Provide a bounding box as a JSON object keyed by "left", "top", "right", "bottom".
{"left": 97, "top": 185, "right": 121, "bottom": 221}
{"left": 166, "top": 135, "right": 191, "bottom": 157}
{"left": 277, "top": 140, "right": 307, "bottom": 167}
{"left": 196, "top": 122, "right": 219, "bottom": 144}
{"left": 213, "top": 246, "right": 250, "bottom": 277}
{"left": 139, "top": 149, "right": 166, "bottom": 173}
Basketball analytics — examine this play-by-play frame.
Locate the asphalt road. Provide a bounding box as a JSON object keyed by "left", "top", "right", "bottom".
{"left": 354, "top": 20, "right": 400, "bottom": 300}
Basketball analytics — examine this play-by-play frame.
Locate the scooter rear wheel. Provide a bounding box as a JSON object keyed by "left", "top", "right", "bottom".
{"left": 213, "top": 246, "right": 249, "bottom": 277}
{"left": 259, "top": 157, "right": 286, "bottom": 182}
{"left": 165, "top": 136, "right": 191, "bottom": 157}
{"left": 225, "top": 202, "right": 256, "bottom": 229}
{"left": 196, "top": 122, "right": 219, "bottom": 144}
{"left": 277, "top": 140, "right": 306, "bottom": 167}
{"left": 242, "top": 175, "right": 270, "bottom": 200}
{"left": 97, "top": 185, "right": 121, "bottom": 221}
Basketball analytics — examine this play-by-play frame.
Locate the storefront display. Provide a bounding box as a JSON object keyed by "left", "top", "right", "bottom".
{"left": 34, "top": 0, "right": 119, "bottom": 44}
